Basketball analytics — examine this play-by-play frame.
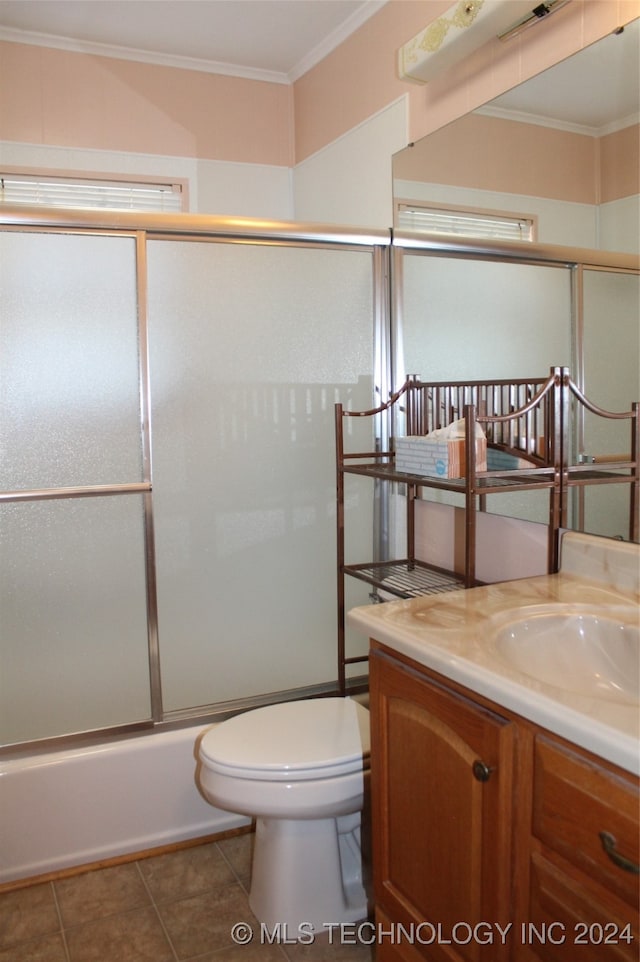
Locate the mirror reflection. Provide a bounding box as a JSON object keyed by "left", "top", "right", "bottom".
{"left": 393, "top": 19, "right": 639, "bottom": 255}
{"left": 391, "top": 20, "right": 639, "bottom": 543}
{"left": 395, "top": 252, "right": 638, "bottom": 539}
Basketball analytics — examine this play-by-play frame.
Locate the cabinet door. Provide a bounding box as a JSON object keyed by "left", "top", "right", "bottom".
{"left": 370, "top": 647, "right": 515, "bottom": 962}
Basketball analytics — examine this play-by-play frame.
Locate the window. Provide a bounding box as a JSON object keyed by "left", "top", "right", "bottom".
{"left": 0, "top": 174, "right": 184, "bottom": 213}
{"left": 396, "top": 202, "right": 535, "bottom": 242}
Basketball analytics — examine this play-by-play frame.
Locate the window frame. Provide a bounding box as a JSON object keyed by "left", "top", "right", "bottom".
{"left": 0, "top": 167, "right": 188, "bottom": 213}
{"left": 395, "top": 198, "right": 537, "bottom": 243}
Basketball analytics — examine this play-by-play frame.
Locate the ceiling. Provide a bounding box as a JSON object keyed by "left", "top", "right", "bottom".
{"left": 488, "top": 16, "right": 639, "bottom": 132}
{"left": 0, "top": 0, "right": 386, "bottom": 82}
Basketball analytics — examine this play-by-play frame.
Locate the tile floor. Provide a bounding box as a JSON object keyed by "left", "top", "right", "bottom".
{"left": 0, "top": 832, "right": 375, "bottom": 962}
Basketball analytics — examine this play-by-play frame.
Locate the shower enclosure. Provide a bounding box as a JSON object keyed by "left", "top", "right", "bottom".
{"left": 0, "top": 213, "right": 388, "bottom": 748}
{"left": 1, "top": 209, "right": 637, "bottom": 751}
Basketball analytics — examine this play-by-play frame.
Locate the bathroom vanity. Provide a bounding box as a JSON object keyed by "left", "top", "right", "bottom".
{"left": 348, "top": 533, "right": 639, "bottom": 961}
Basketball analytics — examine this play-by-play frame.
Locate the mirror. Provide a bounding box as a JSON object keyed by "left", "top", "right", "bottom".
{"left": 391, "top": 21, "right": 639, "bottom": 543}
{"left": 392, "top": 19, "right": 640, "bottom": 255}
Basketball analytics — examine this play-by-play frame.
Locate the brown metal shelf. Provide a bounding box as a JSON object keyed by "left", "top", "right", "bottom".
{"left": 335, "top": 367, "right": 639, "bottom": 694}
{"left": 565, "top": 466, "right": 635, "bottom": 485}
{"left": 344, "top": 560, "right": 466, "bottom": 598}
{"left": 343, "top": 460, "right": 557, "bottom": 493}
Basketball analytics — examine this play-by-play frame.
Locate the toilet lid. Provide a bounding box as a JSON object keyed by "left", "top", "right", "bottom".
{"left": 199, "top": 697, "right": 370, "bottom": 781}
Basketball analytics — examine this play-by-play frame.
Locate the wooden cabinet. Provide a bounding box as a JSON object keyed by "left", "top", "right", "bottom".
{"left": 370, "top": 642, "right": 640, "bottom": 962}
{"left": 515, "top": 737, "right": 640, "bottom": 962}
{"left": 370, "top": 645, "right": 516, "bottom": 961}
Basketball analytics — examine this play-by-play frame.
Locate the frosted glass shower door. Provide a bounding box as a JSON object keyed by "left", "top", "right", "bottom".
{"left": 147, "top": 240, "right": 376, "bottom": 710}
{"left": 397, "top": 252, "right": 572, "bottom": 527}
{"left": 398, "top": 254, "right": 572, "bottom": 382}
{"left": 579, "top": 269, "right": 640, "bottom": 538}
{"left": 0, "top": 231, "right": 151, "bottom": 744}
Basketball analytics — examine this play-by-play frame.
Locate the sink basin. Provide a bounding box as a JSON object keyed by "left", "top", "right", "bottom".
{"left": 490, "top": 605, "right": 639, "bottom": 704}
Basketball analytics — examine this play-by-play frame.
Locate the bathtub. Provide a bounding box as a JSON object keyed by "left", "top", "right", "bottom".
{"left": 0, "top": 725, "right": 249, "bottom": 885}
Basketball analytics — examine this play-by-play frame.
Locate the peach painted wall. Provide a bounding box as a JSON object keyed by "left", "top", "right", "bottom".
{"left": 393, "top": 115, "right": 640, "bottom": 205}
{"left": 0, "top": 40, "right": 293, "bottom": 166}
{"left": 293, "top": 0, "right": 640, "bottom": 163}
{"left": 293, "top": 0, "right": 444, "bottom": 162}
{"left": 600, "top": 124, "right": 640, "bottom": 202}
{"left": 2, "top": 1, "right": 638, "bottom": 176}
{"left": 393, "top": 113, "right": 599, "bottom": 204}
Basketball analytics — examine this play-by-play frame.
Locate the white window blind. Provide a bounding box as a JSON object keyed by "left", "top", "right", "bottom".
{"left": 0, "top": 175, "right": 184, "bottom": 212}
{"left": 397, "top": 204, "right": 534, "bottom": 242}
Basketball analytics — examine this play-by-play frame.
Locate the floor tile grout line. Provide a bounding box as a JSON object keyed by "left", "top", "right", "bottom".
{"left": 49, "top": 863, "right": 181, "bottom": 961}
{"left": 49, "top": 879, "right": 72, "bottom": 962}
{"left": 0, "top": 845, "right": 372, "bottom": 961}
{"left": 134, "top": 859, "right": 181, "bottom": 962}
{"left": 50, "top": 885, "right": 161, "bottom": 932}
{"left": 214, "top": 839, "right": 250, "bottom": 894}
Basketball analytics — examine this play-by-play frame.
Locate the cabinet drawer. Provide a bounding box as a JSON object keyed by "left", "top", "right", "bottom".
{"left": 525, "top": 853, "right": 639, "bottom": 962}
{"left": 532, "top": 736, "right": 639, "bottom": 907}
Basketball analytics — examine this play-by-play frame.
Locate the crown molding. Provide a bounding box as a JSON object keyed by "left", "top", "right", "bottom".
{"left": 478, "top": 104, "right": 640, "bottom": 138}
{"left": 0, "top": 2, "right": 388, "bottom": 86}
{"left": 0, "top": 25, "right": 291, "bottom": 84}
{"left": 288, "top": 0, "right": 386, "bottom": 82}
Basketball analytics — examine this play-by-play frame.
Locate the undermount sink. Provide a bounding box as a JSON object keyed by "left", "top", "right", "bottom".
{"left": 490, "top": 605, "right": 639, "bottom": 704}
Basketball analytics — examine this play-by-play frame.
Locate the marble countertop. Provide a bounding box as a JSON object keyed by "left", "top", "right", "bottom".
{"left": 348, "top": 536, "right": 640, "bottom": 775}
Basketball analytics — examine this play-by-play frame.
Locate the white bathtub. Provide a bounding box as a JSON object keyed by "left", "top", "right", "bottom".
{"left": 0, "top": 725, "right": 249, "bottom": 884}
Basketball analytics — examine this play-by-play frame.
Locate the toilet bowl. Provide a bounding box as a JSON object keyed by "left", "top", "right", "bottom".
{"left": 197, "top": 697, "right": 370, "bottom": 933}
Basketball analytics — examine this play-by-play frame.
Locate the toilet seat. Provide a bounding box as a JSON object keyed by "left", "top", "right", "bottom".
{"left": 199, "top": 697, "right": 370, "bottom": 781}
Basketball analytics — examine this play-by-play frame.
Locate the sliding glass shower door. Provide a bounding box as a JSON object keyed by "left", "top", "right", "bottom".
{"left": 147, "top": 239, "right": 376, "bottom": 711}
{"left": 0, "top": 221, "right": 380, "bottom": 746}
{"left": 0, "top": 230, "right": 151, "bottom": 744}
{"left": 578, "top": 268, "right": 640, "bottom": 537}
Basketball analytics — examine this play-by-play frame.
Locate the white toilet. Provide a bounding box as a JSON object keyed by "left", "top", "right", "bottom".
{"left": 197, "top": 696, "right": 370, "bottom": 932}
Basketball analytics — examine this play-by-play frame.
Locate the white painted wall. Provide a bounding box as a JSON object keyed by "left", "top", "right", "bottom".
{"left": 394, "top": 178, "right": 640, "bottom": 253}
{"left": 393, "top": 178, "right": 600, "bottom": 249}
{"left": 292, "top": 98, "right": 408, "bottom": 229}
{"left": 195, "top": 157, "right": 293, "bottom": 218}
{"left": 0, "top": 141, "right": 294, "bottom": 219}
{"left": 598, "top": 195, "right": 640, "bottom": 254}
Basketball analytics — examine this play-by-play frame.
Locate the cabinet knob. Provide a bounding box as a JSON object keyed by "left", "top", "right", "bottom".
{"left": 599, "top": 831, "right": 640, "bottom": 875}
{"left": 472, "top": 759, "right": 494, "bottom": 782}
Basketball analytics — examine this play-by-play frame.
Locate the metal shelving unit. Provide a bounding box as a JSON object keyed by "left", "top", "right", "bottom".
{"left": 335, "top": 367, "right": 639, "bottom": 693}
